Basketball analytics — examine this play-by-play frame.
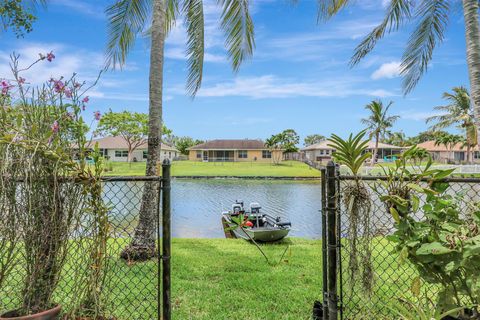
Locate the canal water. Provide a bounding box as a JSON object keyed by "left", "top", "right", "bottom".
{"left": 104, "top": 179, "right": 322, "bottom": 239}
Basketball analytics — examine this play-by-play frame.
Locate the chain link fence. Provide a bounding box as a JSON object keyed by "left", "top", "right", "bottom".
{"left": 335, "top": 174, "right": 480, "bottom": 320}
{"left": 0, "top": 177, "right": 165, "bottom": 319}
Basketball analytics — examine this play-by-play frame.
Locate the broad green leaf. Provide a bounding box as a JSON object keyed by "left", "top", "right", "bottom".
{"left": 390, "top": 207, "right": 400, "bottom": 223}
{"left": 416, "top": 242, "right": 452, "bottom": 255}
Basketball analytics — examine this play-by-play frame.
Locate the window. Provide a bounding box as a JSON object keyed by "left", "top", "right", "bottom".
{"left": 143, "top": 151, "right": 147, "bottom": 159}
{"left": 475, "top": 151, "right": 480, "bottom": 160}
{"left": 320, "top": 150, "right": 324, "bottom": 155}
{"left": 196, "top": 151, "right": 202, "bottom": 159}
{"left": 115, "top": 150, "right": 128, "bottom": 158}
{"left": 99, "top": 149, "right": 108, "bottom": 157}
{"left": 325, "top": 150, "right": 330, "bottom": 155}
{"left": 238, "top": 150, "right": 248, "bottom": 159}
{"left": 262, "top": 150, "right": 272, "bottom": 159}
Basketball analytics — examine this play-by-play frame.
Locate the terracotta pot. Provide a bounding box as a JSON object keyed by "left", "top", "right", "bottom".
{"left": 0, "top": 305, "right": 61, "bottom": 320}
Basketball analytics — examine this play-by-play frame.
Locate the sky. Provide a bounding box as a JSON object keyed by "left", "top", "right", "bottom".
{"left": 0, "top": 0, "right": 471, "bottom": 144}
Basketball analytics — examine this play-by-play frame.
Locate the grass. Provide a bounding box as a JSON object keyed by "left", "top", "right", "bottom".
{"left": 103, "top": 160, "right": 321, "bottom": 178}
{"left": 1, "top": 238, "right": 425, "bottom": 320}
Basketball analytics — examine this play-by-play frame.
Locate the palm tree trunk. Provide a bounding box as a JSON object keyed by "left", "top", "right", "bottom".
{"left": 462, "top": 0, "right": 480, "bottom": 145}
{"left": 121, "top": 0, "right": 166, "bottom": 261}
{"left": 371, "top": 132, "right": 379, "bottom": 166}
{"left": 467, "top": 144, "right": 471, "bottom": 164}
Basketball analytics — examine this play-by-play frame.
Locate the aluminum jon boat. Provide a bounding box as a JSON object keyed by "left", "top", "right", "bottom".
{"left": 222, "top": 201, "right": 291, "bottom": 242}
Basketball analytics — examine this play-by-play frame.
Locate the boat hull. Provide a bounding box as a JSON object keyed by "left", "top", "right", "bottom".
{"left": 223, "top": 215, "right": 290, "bottom": 242}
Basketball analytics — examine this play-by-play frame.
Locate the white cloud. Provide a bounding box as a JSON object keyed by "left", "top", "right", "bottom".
{"left": 400, "top": 110, "right": 445, "bottom": 122}
{"left": 181, "top": 75, "right": 397, "bottom": 99}
{"left": 50, "top": 0, "right": 105, "bottom": 19}
{"left": 371, "top": 61, "right": 401, "bottom": 80}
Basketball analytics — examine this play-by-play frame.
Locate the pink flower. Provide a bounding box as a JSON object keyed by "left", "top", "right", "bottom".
{"left": 1, "top": 80, "right": 11, "bottom": 95}
{"left": 82, "top": 96, "right": 89, "bottom": 103}
{"left": 53, "top": 80, "right": 65, "bottom": 93}
{"left": 47, "top": 51, "right": 55, "bottom": 62}
{"left": 51, "top": 120, "right": 59, "bottom": 133}
{"left": 18, "top": 77, "right": 25, "bottom": 85}
{"left": 74, "top": 82, "right": 81, "bottom": 89}
{"left": 64, "top": 88, "right": 72, "bottom": 98}
{"left": 93, "top": 111, "right": 101, "bottom": 121}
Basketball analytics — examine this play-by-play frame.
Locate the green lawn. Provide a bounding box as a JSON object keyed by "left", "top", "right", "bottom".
{"left": 1, "top": 238, "right": 425, "bottom": 319}
{"left": 103, "top": 160, "right": 321, "bottom": 177}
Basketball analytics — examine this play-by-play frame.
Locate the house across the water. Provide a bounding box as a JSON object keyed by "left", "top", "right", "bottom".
{"left": 301, "top": 140, "right": 403, "bottom": 163}
{"left": 187, "top": 139, "right": 282, "bottom": 162}
{"left": 417, "top": 140, "right": 480, "bottom": 164}
{"left": 90, "top": 136, "right": 179, "bottom": 162}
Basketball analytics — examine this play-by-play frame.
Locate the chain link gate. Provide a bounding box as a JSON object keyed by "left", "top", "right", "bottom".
{"left": 319, "top": 160, "right": 480, "bottom": 320}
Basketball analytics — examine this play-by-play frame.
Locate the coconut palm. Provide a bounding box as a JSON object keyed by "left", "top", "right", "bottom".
{"left": 427, "top": 87, "right": 477, "bottom": 163}
{"left": 434, "top": 133, "right": 464, "bottom": 163}
{"left": 316, "top": 1, "right": 480, "bottom": 143}
{"left": 361, "top": 100, "right": 399, "bottom": 165}
{"left": 106, "top": 0, "right": 255, "bottom": 260}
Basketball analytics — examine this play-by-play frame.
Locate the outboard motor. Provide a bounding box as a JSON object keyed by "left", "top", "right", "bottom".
{"left": 250, "top": 202, "right": 261, "bottom": 214}
{"left": 232, "top": 200, "right": 244, "bottom": 215}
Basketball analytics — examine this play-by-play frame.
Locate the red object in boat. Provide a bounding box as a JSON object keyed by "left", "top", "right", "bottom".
{"left": 245, "top": 221, "right": 254, "bottom": 227}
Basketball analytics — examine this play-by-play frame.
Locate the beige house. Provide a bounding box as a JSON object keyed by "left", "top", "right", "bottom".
{"left": 417, "top": 140, "right": 480, "bottom": 164}
{"left": 302, "top": 140, "right": 403, "bottom": 163}
{"left": 187, "top": 139, "right": 282, "bottom": 162}
{"left": 89, "top": 136, "right": 178, "bottom": 162}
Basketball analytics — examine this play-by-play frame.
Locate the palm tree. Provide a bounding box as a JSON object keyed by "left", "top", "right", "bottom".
{"left": 361, "top": 100, "right": 399, "bottom": 165}
{"left": 427, "top": 87, "right": 477, "bottom": 163}
{"left": 434, "top": 133, "right": 464, "bottom": 164}
{"left": 106, "top": 0, "right": 255, "bottom": 260}
{"left": 316, "top": 1, "right": 480, "bottom": 143}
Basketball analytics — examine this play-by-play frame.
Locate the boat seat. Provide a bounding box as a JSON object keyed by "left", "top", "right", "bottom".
{"left": 276, "top": 221, "right": 291, "bottom": 227}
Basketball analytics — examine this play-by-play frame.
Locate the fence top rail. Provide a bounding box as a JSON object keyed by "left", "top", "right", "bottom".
{"left": 1, "top": 175, "right": 164, "bottom": 183}
{"left": 100, "top": 176, "right": 163, "bottom": 182}
{"left": 339, "top": 174, "right": 480, "bottom": 183}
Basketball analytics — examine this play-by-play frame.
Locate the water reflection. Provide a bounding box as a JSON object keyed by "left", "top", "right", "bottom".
{"left": 103, "top": 179, "right": 322, "bottom": 239}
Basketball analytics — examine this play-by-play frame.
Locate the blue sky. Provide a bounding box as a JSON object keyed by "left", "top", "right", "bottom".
{"left": 0, "top": 0, "right": 470, "bottom": 144}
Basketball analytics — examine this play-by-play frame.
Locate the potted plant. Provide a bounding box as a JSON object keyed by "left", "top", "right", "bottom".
{"left": 0, "top": 53, "right": 101, "bottom": 319}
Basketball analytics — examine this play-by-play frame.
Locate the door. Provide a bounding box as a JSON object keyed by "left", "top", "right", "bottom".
{"left": 203, "top": 151, "right": 208, "bottom": 162}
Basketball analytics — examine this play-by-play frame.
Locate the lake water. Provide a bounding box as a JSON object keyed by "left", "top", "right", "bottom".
{"left": 104, "top": 179, "right": 322, "bottom": 239}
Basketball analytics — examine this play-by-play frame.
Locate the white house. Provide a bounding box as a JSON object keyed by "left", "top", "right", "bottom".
{"left": 89, "top": 136, "right": 179, "bottom": 162}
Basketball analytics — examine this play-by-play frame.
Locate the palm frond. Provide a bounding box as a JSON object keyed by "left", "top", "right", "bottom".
{"left": 183, "top": 0, "right": 205, "bottom": 96}
{"left": 105, "top": 0, "right": 151, "bottom": 69}
{"left": 166, "top": 0, "right": 179, "bottom": 34}
{"left": 401, "top": 0, "right": 450, "bottom": 94}
{"left": 218, "top": 0, "right": 255, "bottom": 71}
{"left": 316, "top": 0, "right": 349, "bottom": 22}
{"left": 350, "top": 0, "right": 412, "bottom": 66}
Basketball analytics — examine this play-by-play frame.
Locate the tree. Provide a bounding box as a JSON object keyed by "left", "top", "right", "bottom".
{"left": 265, "top": 129, "right": 300, "bottom": 164}
{"left": 316, "top": 1, "right": 480, "bottom": 144}
{"left": 361, "top": 100, "right": 399, "bottom": 165}
{"left": 413, "top": 130, "right": 449, "bottom": 144}
{"left": 175, "top": 136, "right": 204, "bottom": 155}
{"left": 383, "top": 131, "right": 407, "bottom": 147}
{"left": 434, "top": 132, "right": 464, "bottom": 163}
{"left": 304, "top": 134, "right": 326, "bottom": 146}
{"left": 96, "top": 111, "right": 148, "bottom": 162}
{"left": 427, "top": 87, "right": 477, "bottom": 163}
{"left": 1, "top": 0, "right": 44, "bottom": 37}
{"left": 106, "top": 0, "right": 255, "bottom": 260}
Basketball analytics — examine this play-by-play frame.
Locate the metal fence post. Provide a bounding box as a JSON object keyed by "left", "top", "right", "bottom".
{"left": 321, "top": 167, "right": 328, "bottom": 318}
{"left": 162, "top": 160, "right": 172, "bottom": 320}
{"left": 326, "top": 161, "right": 338, "bottom": 320}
